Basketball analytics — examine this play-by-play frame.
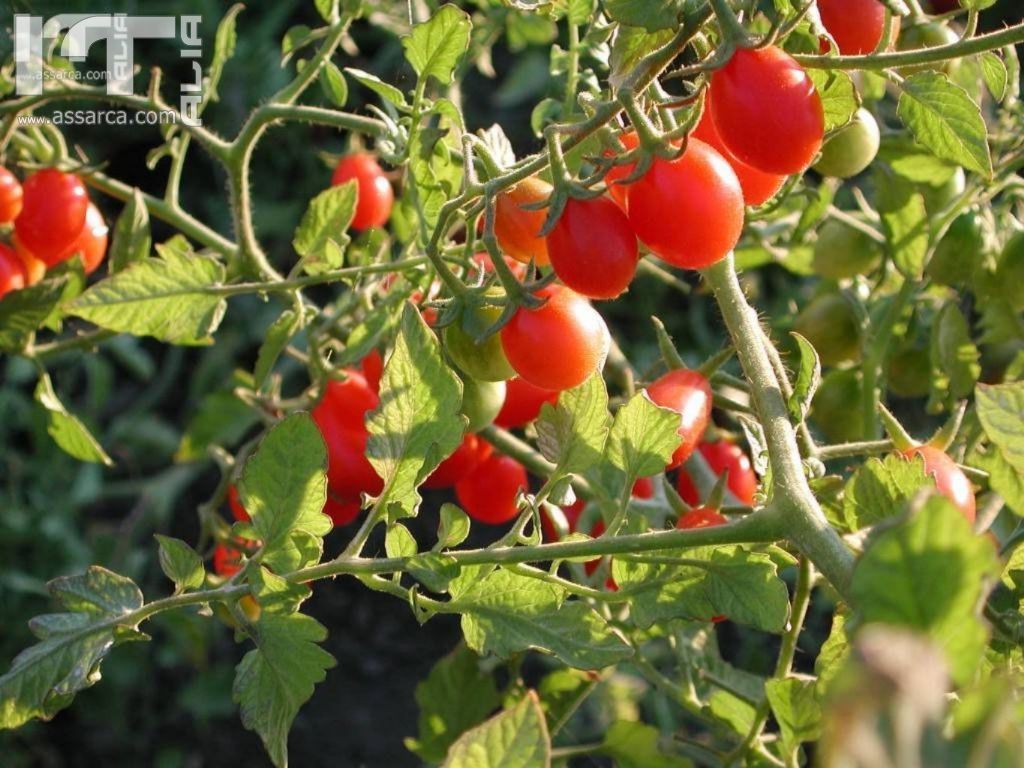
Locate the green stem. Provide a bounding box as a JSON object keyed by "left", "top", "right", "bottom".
{"left": 704, "top": 256, "right": 854, "bottom": 595}
{"left": 794, "top": 22, "right": 1024, "bottom": 70}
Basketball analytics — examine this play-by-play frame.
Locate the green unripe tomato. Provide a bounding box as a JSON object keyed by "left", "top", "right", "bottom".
{"left": 921, "top": 167, "right": 965, "bottom": 215}
{"left": 460, "top": 375, "right": 506, "bottom": 432}
{"left": 996, "top": 232, "right": 1024, "bottom": 312}
{"left": 812, "top": 369, "right": 865, "bottom": 444}
{"left": 812, "top": 218, "right": 883, "bottom": 280}
{"left": 813, "top": 109, "right": 881, "bottom": 179}
{"left": 886, "top": 345, "right": 932, "bottom": 398}
{"left": 792, "top": 293, "right": 862, "bottom": 367}
{"left": 896, "top": 22, "right": 960, "bottom": 77}
{"left": 444, "top": 301, "right": 515, "bottom": 382}
{"left": 926, "top": 212, "right": 982, "bottom": 287}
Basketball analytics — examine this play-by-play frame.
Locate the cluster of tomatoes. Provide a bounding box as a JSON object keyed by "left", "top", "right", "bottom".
{"left": 213, "top": 5, "right": 978, "bottom": 575}
{"left": 0, "top": 168, "right": 109, "bottom": 298}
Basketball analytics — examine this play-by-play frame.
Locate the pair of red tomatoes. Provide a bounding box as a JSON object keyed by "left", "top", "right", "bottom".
{"left": 0, "top": 168, "right": 109, "bottom": 299}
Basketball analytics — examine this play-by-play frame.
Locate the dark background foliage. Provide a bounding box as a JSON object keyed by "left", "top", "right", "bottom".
{"left": 0, "top": 0, "right": 1020, "bottom": 765}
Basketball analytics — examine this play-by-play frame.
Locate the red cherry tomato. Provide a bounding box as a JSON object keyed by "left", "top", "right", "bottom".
{"left": 604, "top": 131, "right": 639, "bottom": 209}
{"left": 14, "top": 169, "right": 89, "bottom": 266}
{"left": 709, "top": 46, "right": 825, "bottom": 175}
{"left": 900, "top": 445, "right": 976, "bottom": 523}
{"left": 228, "top": 484, "right": 249, "bottom": 522}
{"left": 12, "top": 238, "right": 46, "bottom": 286}
{"left": 500, "top": 285, "right": 610, "bottom": 391}
{"left": 818, "top": 0, "right": 894, "bottom": 55}
{"left": 423, "top": 433, "right": 494, "bottom": 489}
{"left": 360, "top": 349, "right": 384, "bottom": 393}
{"left": 626, "top": 138, "right": 744, "bottom": 270}
{"left": 494, "top": 377, "right": 559, "bottom": 429}
{"left": 0, "top": 168, "right": 23, "bottom": 224}
{"left": 318, "top": 369, "right": 380, "bottom": 431}
{"left": 213, "top": 543, "right": 244, "bottom": 577}
{"left": 546, "top": 196, "right": 639, "bottom": 300}
{"left": 677, "top": 441, "right": 758, "bottom": 507}
{"left": 0, "top": 244, "right": 26, "bottom": 299}
{"left": 331, "top": 153, "right": 393, "bottom": 231}
{"left": 324, "top": 494, "right": 362, "bottom": 527}
{"left": 494, "top": 177, "right": 551, "bottom": 266}
{"left": 677, "top": 507, "right": 728, "bottom": 530}
{"left": 645, "top": 369, "right": 713, "bottom": 469}
{"left": 311, "top": 387, "right": 384, "bottom": 499}
{"left": 455, "top": 453, "right": 528, "bottom": 524}
{"left": 692, "top": 95, "right": 787, "bottom": 207}
{"left": 59, "top": 202, "right": 108, "bottom": 274}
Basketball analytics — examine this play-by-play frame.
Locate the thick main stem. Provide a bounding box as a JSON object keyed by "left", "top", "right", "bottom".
{"left": 705, "top": 256, "right": 854, "bottom": 595}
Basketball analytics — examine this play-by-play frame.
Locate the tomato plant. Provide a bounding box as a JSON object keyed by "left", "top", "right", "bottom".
{"left": 1, "top": 2, "right": 1023, "bottom": 766}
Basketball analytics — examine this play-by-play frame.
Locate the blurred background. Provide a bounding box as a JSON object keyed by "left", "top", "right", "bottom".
{"left": 1, "top": 0, "right": 1021, "bottom": 765}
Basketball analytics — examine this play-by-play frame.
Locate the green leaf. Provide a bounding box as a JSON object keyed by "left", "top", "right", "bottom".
{"left": 281, "top": 25, "right": 317, "bottom": 63}
{"left": 402, "top": 4, "right": 472, "bottom": 86}
{"left": 154, "top": 535, "right": 205, "bottom": 593}
{"left": 108, "top": 188, "right": 151, "bottom": 273}
{"left": 928, "top": 303, "right": 980, "bottom": 412}
{"left": 66, "top": 250, "right": 226, "bottom": 345}
{"left": 605, "top": 0, "right": 686, "bottom": 31}
{"left": 405, "top": 645, "right": 500, "bottom": 763}
{"left": 609, "top": 25, "right": 674, "bottom": 90}
{"left": 202, "top": 4, "right": 242, "bottom": 105}
{"left": 807, "top": 69, "right": 860, "bottom": 132}
{"left": 0, "top": 567, "right": 144, "bottom": 729}
{"left": 292, "top": 180, "right": 356, "bottom": 273}
{"left": 0, "top": 274, "right": 72, "bottom": 352}
{"left": 385, "top": 523, "right": 418, "bottom": 558}
{"left": 239, "top": 414, "right": 331, "bottom": 564}
{"left": 842, "top": 453, "right": 934, "bottom": 530}
{"left": 814, "top": 611, "right": 849, "bottom": 694}
{"left": 878, "top": 172, "right": 929, "bottom": 279}
{"left": 454, "top": 568, "right": 631, "bottom": 669}
{"left": 408, "top": 553, "right": 460, "bottom": 594}
{"left": 979, "top": 51, "right": 1008, "bottom": 102}
{"left": 34, "top": 373, "right": 113, "bottom": 465}
{"left": 976, "top": 382, "right": 1024, "bottom": 472}
{"left": 765, "top": 677, "right": 822, "bottom": 750}
{"left": 437, "top": 503, "right": 471, "bottom": 550}
{"left": 344, "top": 67, "right": 409, "bottom": 108}
{"left": 849, "top": 495, "right": 1000, "bottom": 683}
{"left": 788, "top": 332, "right": 821, "bottom": 425}
{"left": 318, "top": 60, "right": 348, "bottom": 107}
{"left": 314, "top": 0, "right": 337, "bottom": 23}
{"left": 233, "top": 569, "right": 336, "bottom": 768}
{"left": 606, "top": 392, "right": 681, "bottom": 482}
{"left": 442, "top": 692, "right": 550, "bottom": 768}
{"left": 612, "top": 545, "right": 790, "bottom": 632}
{"left": 601, "top": 720, "right": 691, "bottom": 767}
{"left": 897, "top": 73, "right": 993, "bottom": 176}
{"left": 534, "top": 374, "right": 610, "bottom": 479}
{"left": 971, "top": 446, "right": 1024, "bottom": 517}
{"left": 366, "top": 305, "right": 464, "bottom": 522}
